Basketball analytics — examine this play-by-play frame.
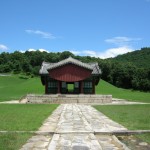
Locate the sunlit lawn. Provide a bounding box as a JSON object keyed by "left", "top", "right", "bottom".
{"left": 93, "top": 104, "right": 150, "bottom": 143}
{"left": 0, "top": 104, "right": 59, "bottom": 150}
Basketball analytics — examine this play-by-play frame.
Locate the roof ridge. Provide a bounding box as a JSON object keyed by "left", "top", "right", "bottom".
{"left": 47, "top": 57, "right": 93, "bottom": 70}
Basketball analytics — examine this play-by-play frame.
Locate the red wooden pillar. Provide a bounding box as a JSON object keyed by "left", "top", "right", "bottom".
{"left": 57, "top": 81, "right": 61, "bottom": 94}
{"left": 80, "top": 81, "right": 84, "bottom": 94}
{"left": 45, "top": 77, "right": 48, "bottom": 94}
{"left": 45, "top": 83, "right": 47, "bottom": 94}
{"left": 92, "top": 80, "right": 95, "bottom": 94}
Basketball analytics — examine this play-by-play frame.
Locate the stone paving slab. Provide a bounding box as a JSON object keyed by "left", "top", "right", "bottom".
{"left": 48, "top": 133, "right": 102, "bottom": 150}
{"left": 48, "top": 133, "right": 131, "bottom": 150}
{"left": 20, "top": 104, "right": 130, "bottom": 150}
{"left": 96, "top": 135, "right": 130, "bottom": 150}
{"left": 20, "top": 135, "right": 52, "bottom": 150}
{"left": 0, "top": 100, "right": 19, "bottom": 103}
{"left": 55, "top": 104, "right": 93, "bottom": 133}
{"left": 77, "top": 105, "right": 127, "bottom": 132}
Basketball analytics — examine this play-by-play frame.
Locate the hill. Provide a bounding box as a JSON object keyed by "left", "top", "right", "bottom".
{"left": 0, "top": 75, "right": 43, "bottom": 101}
{"left": 111, "top": 47, "right": 150, "bottom": 68}
{"left": 0, "top": 75, "right": 149, "bottom": 102}
{"left": 100, "top": 48, "right": 150, "bottom": 91}
{"left": 96, "top": 80, "right": 150, "bottom": 103}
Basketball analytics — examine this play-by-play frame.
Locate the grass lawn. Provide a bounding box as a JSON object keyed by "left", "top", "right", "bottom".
{"left": 0, "top": 75, "right": 43, "bottom": 102}
{"left": 93, "top": 104, "right": 150, "bottom": 143}
{"left": 0, "top": 104, "right": 59, "bottom": 150}
{"left": 0, "top": 132, "right": 32, "bottom": 150}
{"left": 96, "top": 80, "right": 150, "bottom": 103}
{"left": 0, "top": 104, "right": 58, "bottom": 131}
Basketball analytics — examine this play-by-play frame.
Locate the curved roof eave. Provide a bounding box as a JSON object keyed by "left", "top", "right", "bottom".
{"left": 47, "top": 57, "right": 93, "bottom": 71}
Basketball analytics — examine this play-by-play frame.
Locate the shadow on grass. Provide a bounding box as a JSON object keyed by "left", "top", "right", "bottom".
{"left": 0, "top": 132, "right": 33, "bottom": 150}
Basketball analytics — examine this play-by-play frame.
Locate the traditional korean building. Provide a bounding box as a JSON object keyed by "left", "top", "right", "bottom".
{"left": 39, "top": 57, "right": 101, "bottom": 94}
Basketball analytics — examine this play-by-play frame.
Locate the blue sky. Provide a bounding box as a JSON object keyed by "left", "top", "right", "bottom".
{"left": 0, "top": 0, "right": 150, "bottom": 58}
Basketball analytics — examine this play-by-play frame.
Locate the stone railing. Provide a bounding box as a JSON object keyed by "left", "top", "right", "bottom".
{"left": 25, "top": 94, "right": 112, "bottom": 104}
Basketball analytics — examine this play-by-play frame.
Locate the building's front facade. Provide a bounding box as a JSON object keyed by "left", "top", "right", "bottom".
{"left": 39, "top": 57, "right": 101, "bottom": 94}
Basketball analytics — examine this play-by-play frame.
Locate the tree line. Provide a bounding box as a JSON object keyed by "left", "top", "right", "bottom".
{"left": 0, "top": 48, "right": 150, "bottom": 91}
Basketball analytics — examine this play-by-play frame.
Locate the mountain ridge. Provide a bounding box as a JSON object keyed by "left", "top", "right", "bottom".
{"left": 110, "top": 47, "right": 150, "bottom": 68}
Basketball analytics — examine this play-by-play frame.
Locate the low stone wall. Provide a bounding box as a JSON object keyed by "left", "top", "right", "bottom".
{"left": 25, "top": 94, "right": 112, "bottom": 104}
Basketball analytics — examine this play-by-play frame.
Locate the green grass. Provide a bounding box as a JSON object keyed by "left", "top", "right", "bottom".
{"left": 0, "top": 75, "right": 44, "bottom": 101}
{"left": 0, "top": 104, "right": 58, "bottom": 131}
{"left": 0, "top": 132, "right": 32, "bottom": 150}
{"left": 0, "top": 104, "right": 58, "bottom": 150}
{"left": 93, "top": 104, "right": 150, "bottom": 143}
{"left": 96, "top": 80, "right": 150, "bottom": 103}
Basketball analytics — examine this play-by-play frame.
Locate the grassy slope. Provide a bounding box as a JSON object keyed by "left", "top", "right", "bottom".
{"left": 0, "top": 104, "right": 58, "bottom": 150}
{"left": 96, "top": 80, "right": 150, "bottom": 103}
{"left": 94, "top": 105, "right": 150, "bottom": 143}
{"left": 0, "top": 75, "right": 44, "bottom": 101}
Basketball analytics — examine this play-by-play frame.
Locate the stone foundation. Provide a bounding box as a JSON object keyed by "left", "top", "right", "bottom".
{"left": 25, "top": 94, "right": 112, "bottom": 104}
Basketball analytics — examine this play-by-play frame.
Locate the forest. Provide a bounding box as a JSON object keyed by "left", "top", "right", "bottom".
{"left": 0, "top": 47, "right": 150, "bottom": 92}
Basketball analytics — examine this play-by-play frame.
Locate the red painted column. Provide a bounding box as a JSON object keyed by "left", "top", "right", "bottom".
{"left": 80, "top": 81, "right": 84, "bottom": 94}
{"left": 45, "top": 77, "right": 48, "bottom": 94}
{"left": 92, "top": 80, "right": 95, "bottom": 94}
{"left": 57, "top": 81, "right": 61, "bottom": 94}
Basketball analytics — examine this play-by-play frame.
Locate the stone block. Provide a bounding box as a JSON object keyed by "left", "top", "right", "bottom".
{"left": 25, "top": 94, "right": 112, "bottom": 104}
{"left": 78, "top": 99, "right": 88, "bottom": 103}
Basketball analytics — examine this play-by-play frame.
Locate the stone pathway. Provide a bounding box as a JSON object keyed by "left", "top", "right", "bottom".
{"left": 20, "top": 104, "right": 131, "bottom": 150}
{"left": 0, "top": 100, "right": 19, "bottom": 104}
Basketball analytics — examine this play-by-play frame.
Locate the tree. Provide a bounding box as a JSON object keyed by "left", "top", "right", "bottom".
{"left": 59, "top": 51, "right": 74, "bottom": 60}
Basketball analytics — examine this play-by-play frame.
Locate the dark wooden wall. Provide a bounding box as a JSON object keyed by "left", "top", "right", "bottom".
{"left": 49, "top": 64, "right": 92, "bottom": 82}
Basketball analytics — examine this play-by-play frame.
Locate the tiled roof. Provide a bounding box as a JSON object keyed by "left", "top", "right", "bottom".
{"left": 88, "top": 62, "right": 102, "bottom": 75}
{"left": 47, "top": 57, "right": 93, "bottom": 70}
{"left": 39, "top": 57, "right": 101, "bottom": 75}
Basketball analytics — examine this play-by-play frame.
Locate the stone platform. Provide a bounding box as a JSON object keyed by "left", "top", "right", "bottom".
{"left": 24, "top": 94, "right": 112, "bottom": 104}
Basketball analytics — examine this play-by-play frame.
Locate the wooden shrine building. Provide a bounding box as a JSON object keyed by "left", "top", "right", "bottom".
{"left": 39, "top": 57, "right": 101, "bottom": 94}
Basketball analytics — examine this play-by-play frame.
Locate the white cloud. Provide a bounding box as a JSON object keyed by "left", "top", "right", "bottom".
{"left": 25, "top": 29, "right": 56, "bottom": 39}
{"left": 39, "top": 49, "right": 49, "bottom": 53}
{"left": 83, "top": 50, "right": 97, "bottom": 56}
{"left": 98, "top": 46, "right": 133, "bottom": 59}
{"left": 70, "top": 50, "right": 81, "bottom": 55}
{"left": 28, "top": 48, "right": 36, "bottom": 52}
{"left": 20, "top": 48, "right": 49, "bottom": 53}
{"left": 0, "top": 44, "right": 9, "bottom": 51}
{"left": 20, "top": 50, "right": 26, "bottom": 53}
{"left": 69, "top": 46, "right": 133, "bottom": 59}
{"left": 105, "top": 36, "right": 141, "bottom": 46}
